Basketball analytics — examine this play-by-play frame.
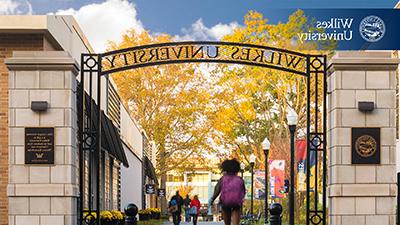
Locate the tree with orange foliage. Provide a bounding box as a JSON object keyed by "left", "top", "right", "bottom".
{"left": 211, "top": 10, "right": 333, "bottom": 168}
{"left": 107, "top": 31, "right": 215, "bottom": 212}
{"left": 177, "top": 185, "right": 194, "bottom": 198}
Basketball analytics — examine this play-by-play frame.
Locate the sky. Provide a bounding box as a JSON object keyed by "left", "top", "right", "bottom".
{"left": 0, "top": 0, "right": 399, "bottom": 51}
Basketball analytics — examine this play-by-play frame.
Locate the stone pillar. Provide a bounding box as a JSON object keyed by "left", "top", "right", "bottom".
{"left": 6, "top": 51, "right": 79, "bottom": 225}
{"left": 328, "top": 51, "right": 399, "bottom": 225}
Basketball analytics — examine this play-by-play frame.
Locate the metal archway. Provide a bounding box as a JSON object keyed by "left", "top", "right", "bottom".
{"left": 77, "top": 41, "right": 327, "bottom": 225}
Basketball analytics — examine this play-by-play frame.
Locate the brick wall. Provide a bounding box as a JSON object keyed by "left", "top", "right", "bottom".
{"left": 0, "top": 34, "right": 54, "bottom": 225}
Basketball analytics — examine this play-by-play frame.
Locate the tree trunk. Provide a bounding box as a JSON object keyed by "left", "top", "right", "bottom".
{"left": 160, "top": 173, "right": 168, "bottom": 214}
{"left": 158, "top": 147, "right": 168, "bottom": 215}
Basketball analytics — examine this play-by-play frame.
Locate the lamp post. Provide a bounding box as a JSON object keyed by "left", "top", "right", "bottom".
{"left": 240, "top": 162, "right": 245, "bottom": 178}
{"left": 249, "top": 153, "right": 256, "bottom": 219}
{"left": 287, "top": 109, "right": 298, "bottom": 225}
{"left": 240, "top": 161, "right": 246, "bottom": 215}
{"left": 262, "top": 137, "right": 271, "bottom": 225}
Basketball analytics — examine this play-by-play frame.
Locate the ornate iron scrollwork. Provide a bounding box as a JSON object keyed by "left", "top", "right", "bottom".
{"left": 78, "top": 45, "right": 328, "bottom": 225}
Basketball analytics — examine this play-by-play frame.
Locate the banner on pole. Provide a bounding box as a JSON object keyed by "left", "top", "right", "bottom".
{"left": 244, "top": 160, "right": 286, "bottom": 200}
{"left": 269, "top": 160, "right": 285, "bottom": 198}
{"left": 297, "top": 139, "right": 317, "bottom": 192}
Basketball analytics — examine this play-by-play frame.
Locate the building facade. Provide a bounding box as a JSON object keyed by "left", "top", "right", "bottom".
{"left": 166, "top": 170, "right": 221, "bottom": 204}
{"left": 0, "top": 15, "right": 158, "bottom": 225}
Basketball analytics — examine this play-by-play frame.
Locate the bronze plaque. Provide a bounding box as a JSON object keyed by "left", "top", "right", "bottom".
{"left": 351, "top": 128, "right": 380, "bottom": 164}
{"left": 25, "top": 127, "right": 54, "bottom": 164}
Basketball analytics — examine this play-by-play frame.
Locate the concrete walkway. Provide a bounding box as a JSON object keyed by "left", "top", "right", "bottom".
{"left": 162, "top": 222, "right": 224, "bottom": 225}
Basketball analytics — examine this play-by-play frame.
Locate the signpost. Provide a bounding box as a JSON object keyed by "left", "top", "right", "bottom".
{"left": 145, "top": 184, "right": 156, "bottom": 194}
{"left": 157, "top": 189, "right": 166, "bottom": 197}
{"left": 25, "top": 127, "right": 54, "bottom": 164}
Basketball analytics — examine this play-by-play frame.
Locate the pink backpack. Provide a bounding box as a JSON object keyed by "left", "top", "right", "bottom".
{"left": 220, "top": 174, "right": 245, "bottom": 207}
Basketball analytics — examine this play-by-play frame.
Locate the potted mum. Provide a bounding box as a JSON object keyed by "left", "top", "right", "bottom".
{"left": 110, "top": 210, "right": 124, "bottom": 225}
{"left": 100, "top": 210, "right": 115, "bottom": 225}
{"left": 138, "top": 209, "right": 151, "bottom": 221}
{"left": 83, "top": 210, "right": 96, "bottom": 223}
{"left": 149, "top": 208, "right": 161, "bottom": 219}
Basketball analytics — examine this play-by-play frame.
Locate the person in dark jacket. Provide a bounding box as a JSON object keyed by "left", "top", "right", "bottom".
{"left": 183, "top": 194, "right": 192, "bottom": 222}
{"left": 169, "top": 191, "right": 184, "bottom": 225}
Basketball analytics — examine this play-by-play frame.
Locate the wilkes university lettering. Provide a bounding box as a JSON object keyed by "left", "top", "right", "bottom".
{"left": 101, "top": 42, "right": 307, "bottom": 75}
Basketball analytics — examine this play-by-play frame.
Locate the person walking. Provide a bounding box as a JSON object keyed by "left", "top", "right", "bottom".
{"left": 189, "top": 195, "right": 201, "bottom": 225}
{"left": 169, "top": 191, "right": 184, "bottom": 225}
{"left": 183, "top": 194, "right": 192, "bottom": 222}
{"left": 210, "top": 159, "right": 246, "bottom": 225}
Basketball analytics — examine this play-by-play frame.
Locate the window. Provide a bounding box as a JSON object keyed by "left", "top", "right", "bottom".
{"left": 191, "top": 186, "right": 209, "bottom": 202}
{"left": 167, "top": 174, "right": 184, "bottom": 182}
{"left": 167, "top": 174, "right": 174, "bottom": 182}
{"left": 187, "top": 174, "right": 193, "bottom": 182}
{"left": 191, "top": 174, "right": 208, "bottom": 183}
{"left": 107, "top": 80, "right": 121, "bottom": 131}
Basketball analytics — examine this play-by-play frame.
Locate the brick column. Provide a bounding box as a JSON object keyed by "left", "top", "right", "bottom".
{"left": 6, "top": 51, "right": 79, "bottom": 225}
{"left": 328, "top": 51, "right": 399, "bottom": 225}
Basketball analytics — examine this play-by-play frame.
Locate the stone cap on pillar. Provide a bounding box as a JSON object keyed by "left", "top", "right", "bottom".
{"left": 5, "top": 51, "right": 79, "bottom": 74}
{"left": 328, "top": 51, "right": 400, "bottom": 72}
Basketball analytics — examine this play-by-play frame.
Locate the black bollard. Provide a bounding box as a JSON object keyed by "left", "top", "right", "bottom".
{"left": 269, "top": 203, "right": 283, "bottom": 225}
{"left": 125, "top": 203, "right": 139, "bottom": 225}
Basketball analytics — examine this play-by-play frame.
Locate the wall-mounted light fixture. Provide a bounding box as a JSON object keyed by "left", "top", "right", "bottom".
{"left": 358, "top": 101, "right": 374, "bottom": 112}
{"left": 31, "top": 101, "right": 48, "bottom": 112}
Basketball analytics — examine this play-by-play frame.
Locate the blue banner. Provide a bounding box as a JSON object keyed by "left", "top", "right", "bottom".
{"left": 292, "top": 9, "right": 400, "bottom": 50}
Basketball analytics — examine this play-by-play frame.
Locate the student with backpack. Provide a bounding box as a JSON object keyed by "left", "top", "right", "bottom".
{"left": 169, "top": 191, "right": 184, "bottom": 225}
{"left": 189, "top": 195, "right": 201, "bottom": 225}
{"left": 210, "top": 159, "right": 246, "bottom": 225}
